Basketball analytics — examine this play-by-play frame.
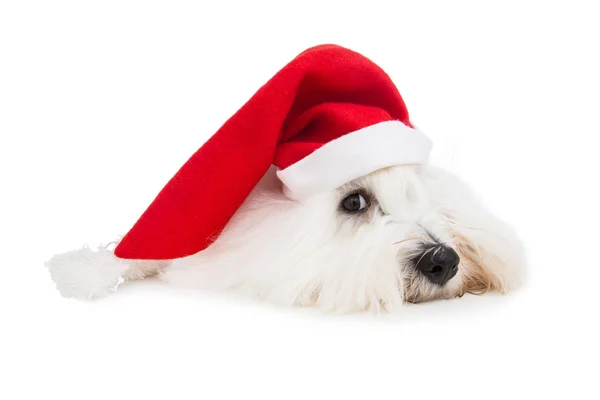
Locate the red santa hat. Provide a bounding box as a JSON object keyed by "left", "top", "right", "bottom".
{"left": 114, "top": 44, "right": 432, "bottom": 261}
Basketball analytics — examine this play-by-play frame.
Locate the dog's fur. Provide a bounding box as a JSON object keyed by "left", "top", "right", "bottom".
{"left": 47, "top": 164, "right": 525, "bottom": 313}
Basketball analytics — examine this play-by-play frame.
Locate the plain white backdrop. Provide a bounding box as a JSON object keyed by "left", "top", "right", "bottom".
{"left": 1, "top": 1, "right": 598, "bottom": 399}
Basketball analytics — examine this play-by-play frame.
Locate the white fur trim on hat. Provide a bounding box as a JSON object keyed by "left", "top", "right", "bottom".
{"left": 276, "top": 120, "right": 433, "bottom": 200}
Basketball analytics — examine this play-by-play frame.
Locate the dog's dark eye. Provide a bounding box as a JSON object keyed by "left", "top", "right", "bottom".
{"left": 341, "top": 193, "right": 368, "bottom": 213}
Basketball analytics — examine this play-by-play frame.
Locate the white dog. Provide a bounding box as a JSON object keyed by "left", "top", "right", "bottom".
{"left": 46, "top": 44, "right": 525, "bottom": 314}
{"left": 47, "top": 164, "right": 524, "bottom": 313}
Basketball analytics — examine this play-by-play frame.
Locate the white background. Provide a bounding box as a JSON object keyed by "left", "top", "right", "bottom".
{"left": 1, "top": 1, "right": 598, "bottom": 399}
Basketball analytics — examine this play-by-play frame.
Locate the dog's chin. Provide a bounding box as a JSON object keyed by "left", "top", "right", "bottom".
{"left": 160, "top": 165, "right": 525, "bottom": 314}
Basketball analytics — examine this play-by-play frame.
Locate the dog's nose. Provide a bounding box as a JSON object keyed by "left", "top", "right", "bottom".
{"left": 416, "top": 246, "right": 460, "bottom": 286}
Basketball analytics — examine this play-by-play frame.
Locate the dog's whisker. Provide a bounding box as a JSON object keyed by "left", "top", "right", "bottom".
{"left": 393, "top": 235, "right": 426, "bottom": 246}
{"left": 413, "top": 246, "right": 435, "bottom": 270}
{"left": 446, "top": 219, "right": 489, "bottom": 232}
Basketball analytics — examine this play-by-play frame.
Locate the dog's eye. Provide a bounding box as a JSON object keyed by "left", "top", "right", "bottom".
{"left": 341, "top": 193, "right": 368, "bottom": 213}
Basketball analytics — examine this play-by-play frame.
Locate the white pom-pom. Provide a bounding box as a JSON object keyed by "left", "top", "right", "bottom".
{"left": 45, "top": 244, "right": 134, "bottom": 300}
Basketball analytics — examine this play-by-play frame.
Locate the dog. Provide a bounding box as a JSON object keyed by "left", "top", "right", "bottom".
{"left": 46, "top": 44, "right": 525, "bottom": 314}
{"left": 47, "top": 163, "right": 525, "bottom": 313}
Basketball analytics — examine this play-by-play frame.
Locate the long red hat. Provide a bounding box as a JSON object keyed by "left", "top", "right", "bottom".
{"left": 114, "top": 44, "right": 432, "bottom": 260}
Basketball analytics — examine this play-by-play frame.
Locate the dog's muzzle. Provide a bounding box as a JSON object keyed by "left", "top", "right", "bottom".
{"left": 415, "top": 245, "right": 460, "bottom": 286}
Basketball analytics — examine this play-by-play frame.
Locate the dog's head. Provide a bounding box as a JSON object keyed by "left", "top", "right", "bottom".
{"left": 174, "top": 164, "right": 525, "bottom": 313}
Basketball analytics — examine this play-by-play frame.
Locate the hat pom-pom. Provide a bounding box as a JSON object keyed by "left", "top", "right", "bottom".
{"left": 45, "top": 243, "right": 134, "bottom": 300}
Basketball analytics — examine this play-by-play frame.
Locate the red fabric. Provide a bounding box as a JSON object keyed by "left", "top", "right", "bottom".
{"left": 114, "top": 44, "right": 413, "bottom": 260}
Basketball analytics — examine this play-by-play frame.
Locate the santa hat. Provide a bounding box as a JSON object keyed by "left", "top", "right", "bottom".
{"left": 114, "top": 44, "right": 432, "bottom": 261}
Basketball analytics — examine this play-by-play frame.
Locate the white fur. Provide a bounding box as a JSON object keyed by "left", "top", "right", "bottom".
{"left": 46, "top": 165, "right": 525, "bottom": 313}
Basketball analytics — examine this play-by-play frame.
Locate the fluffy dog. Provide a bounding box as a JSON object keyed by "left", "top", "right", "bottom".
{"left": 47, "top": 164, "right": 524, "bottom": 313}
{"left": 46, "top": 44, "right": 525, "bottom": 313}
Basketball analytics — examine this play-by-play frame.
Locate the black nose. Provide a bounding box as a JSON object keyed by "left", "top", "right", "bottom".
{"left": 415, "top": 246, "right": 460, "bottom": 286}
